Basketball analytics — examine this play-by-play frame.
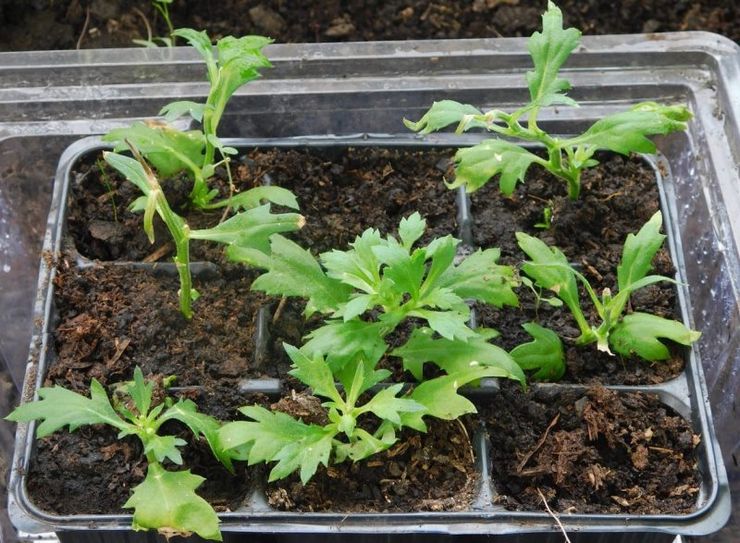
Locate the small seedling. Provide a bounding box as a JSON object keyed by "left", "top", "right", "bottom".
{"left": 219, "top": 338, "right": 518, "bottom": 484}
{"left": 133, "top": 1, "right": 176, "bottom": 47}
{"left": 106, "top": 29, "right": 273, "bottom": 208}
{"left": 104, "top": 148, "right": 304, "bottom": 318}
{"left": 517, "top": 211, "right": 701, "bottom": 359}
{"left": 6, "top": 368, "right": 229, "bottom": 541}
{"left": 404, "top": 2, "right": 691, "bottom": 200}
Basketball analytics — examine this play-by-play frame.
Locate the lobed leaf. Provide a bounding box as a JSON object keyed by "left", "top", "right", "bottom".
{"left": 124, "top": 463, "right": 221, "bottom": 541}
{"left": 251, "top": 234, "right": 352, "bottom": 315}
{"left": 564, "top": 102, "right": 692, "bottom": 157}
{"left": 403, "top": 100, "right": 484, "bottom": 134}
{"left": 6, "top": 379, "right": 130, "bottom": 437}
{"left": 301, "top": 319, "right": 387, "bottom": 376}
{"left": 160, "top": 399, "right": 234, "bottom": 471}
{"left": 509, "top": 322, "right": 565, "bottom": 381}
{"left": 209, "top": 186, "right": 300, "bottom": 211}
{"left": 451, "top": 140, "right": 542, "bottom": 194}
{"left": 358, "top": 383, "right": 426, "bottom": 426}
{"left": 189, "top": 205, "right": 304, "bottom": 255}
{"left": 392, "top": 327, "right": 525, "bottom": 383}
{"left": 219, "top": 406, "right": 334, "bottom": 484}
{"left": 284, "top": 345, "right": 343, "bottom": 405}
{"left": 517, "top": 232, "right": 581, "bottom": 316}
{"left": 103, "top": 122, "right": 206, "bottom": 178}
{"left": 159, "top": 100, "right": 208, "bottom": 123}
{"left": 437, "top": 247, "right": 519, "bottom": 308}
{"left": 610, "top": 312, "right": 701, "bottom": 361}
{"left": 526, "top": 1, "right": 581, "bottom": 108}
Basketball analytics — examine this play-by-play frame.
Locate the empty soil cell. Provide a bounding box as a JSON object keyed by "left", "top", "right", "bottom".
{"left": 482, "top": 384, "right": 700, "bottom": 515}
{"left": 66, "top": 146, "right": 459, "bottom": 262}
{"left": 46, "top": 260, "right": 289, "bottom": 400}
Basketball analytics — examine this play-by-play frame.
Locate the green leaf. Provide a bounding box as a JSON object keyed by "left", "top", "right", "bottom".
{"left": 517, "top": 232, "right": 581, "bottom": 317}
{"left": 509, "top": 322, "right": 565, "bottom": 381}
{"left": 160, "top": 399, "right": 234, "bottom": 471}
{"left": 357, "top": 383, "right": 426, "bottom": 425}
{"left": 103, "top": 152, "right": 153, "bottom": 196}
{"left": 451, "top": 140, "right": 542, "bottom": 194}
{"left": 526, "top": 1, "right": 581, "bottom": 108}
{"left": 208, "top": 186, "right": 299, "bottom": 211}
{"left": 438, "top": 248, "right": 519, "bottom": 308}
{"left": 617, "top": 211, "right": 666, "bottom": 291}
{"left": 321, "top": 228, "right": 384, "bottom": 293}
{"left": 412, "top": 309, "right": 474, "bottom": 342}
{"left": 143, "top": 435, "right": 186, "bottom": 464}
{"left": 126, "top": 367, "right": 153, "bottom": 416}
{"left": 103, "top": 122, "right": 206, "bottom": 178}
{"left": 398, "top": 212, "right": 426, "bottom": 249}
{"left": 219, "top": 406, "right": 334, "bottom": 484}
{"left": 172, "top": 28, "right": 217, "bottom": 83}
{"left": 392, "top": 327, "right": 525, "bottom": 383}
{"left": 564, "top": 102, "right": 692, "bottom": 156}
{"left": 334, "top": 427, "right": 397, "bottom": 462}
{"left": 285, "top": 345, "right": 343, "bottom": 405}
{"left": 301, "top": 320, "right": 387, "bottom": 374}
{"left": 403, "top": 100, "right": 484, "bottom": 134}
{"left": 124, "top": 463, "right": 221, "bottom": 541}
{"left": 189, "top": 204, "right": 304, "bottom": 254}
{"left": 159, "top": 101, "right": 208, "bottom": 123}
{"left": 610, "top": 312, "right": 701, "bottom": 361}
{"left": 214, "top": 35, "right": 273, "bottom": 104}
{"left": 251, "top": 235, "right": 352, "bottom": 315}
{"left": 6, "top": 379, "right": 130, "bottom": 437}
{"left": 409, "top": 366, "right": 507, "bottom": 421}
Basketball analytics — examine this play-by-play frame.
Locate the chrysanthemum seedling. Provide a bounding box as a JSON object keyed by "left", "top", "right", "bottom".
{"left": 7, "top": 368, "right": 229, "bottom": 541}
{"left": 405, "top": 2, "right": 692, "bottom": 201}
{"left": 104, "top": 147, "right": 304, "bottom": 318}
{"left": 517, "top": 211, "right": 701, "bottom": 359}
{"left": 106, "top": 28, "right": 273, "bottom": 209}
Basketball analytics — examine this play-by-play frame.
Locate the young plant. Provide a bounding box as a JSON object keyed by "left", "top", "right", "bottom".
{"left": 404, "top": 2, "right": 691, "bottom": 200}
{"left": 517, "top": 211, "right": 701, "bottom": 359}
{"left": 106, "top": 28, "right": 273, "bottom": 208}
{"left": 133, "top": 1, "right": 176, "bottom": 47}
{"left": 6, "top": 368, "right": 228, "bottom": 541}
{"left": 219, "top": 340, "right": 515, "bottom": 484}
{"left": 249, "top": 212, "right": 528, "bottom": 384}
{"left": 104, "top": 148, "right": 304, "bottom": 318}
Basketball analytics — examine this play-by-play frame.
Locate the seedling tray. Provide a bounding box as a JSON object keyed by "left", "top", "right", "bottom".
{"left": 5, "top": 132, "right": 729, "bottom": 542}
{"left": 1, "top": 33, "right": 737, "bottom": 542}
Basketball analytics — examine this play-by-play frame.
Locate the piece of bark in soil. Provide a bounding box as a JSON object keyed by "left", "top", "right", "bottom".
{"left": 266, "top": 418, "right": 478, "bottom": 512}
{"left": 482, "top": 384, "right": 700, "bottom": 515}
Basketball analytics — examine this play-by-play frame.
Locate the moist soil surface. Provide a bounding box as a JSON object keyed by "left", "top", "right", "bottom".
{"left": 482, "top": 384, "right": 701, "bottom": 514}
{"left": 67, "top": 146, "right": 458, "bottom": 262}
{"left": 27, "top": 147, "right": 693, "bottom": 516}
{"left": 0, "top": 1, "right": 736, "bottom": 52}
{"left": 266, "top": 415, "right": 478, "bottom": 512}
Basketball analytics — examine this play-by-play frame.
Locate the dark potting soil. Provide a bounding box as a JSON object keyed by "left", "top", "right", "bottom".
{"left": 66, "top": 146, "right": 458, "bottom": 262}
{"left": 266, "top": 416, "right": 478, "bottom": 512}
{"left": 27, "top": 389, "right": 259, "bottom": 516}
{"left": 0, "top": 0, "right": 736, "bottom": 52}
{"left": 46, "top": 260, "right": 294, "bottom": 394}
{"left": 482, "top": 384, "right": 700, "bottom": 515}
{"left": 470, "top": 152, "right": 684, "bottom": 384}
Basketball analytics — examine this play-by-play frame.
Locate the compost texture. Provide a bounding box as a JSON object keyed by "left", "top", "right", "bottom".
{"left": 0, "top": 0, "right": 737, "bottom": 51}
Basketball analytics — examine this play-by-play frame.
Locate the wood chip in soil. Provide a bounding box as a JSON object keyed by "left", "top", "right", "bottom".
{"left": 482, "top": 384, "right": 701, "bottom": 515}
